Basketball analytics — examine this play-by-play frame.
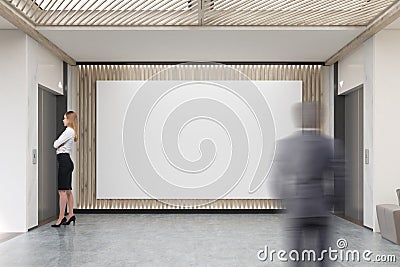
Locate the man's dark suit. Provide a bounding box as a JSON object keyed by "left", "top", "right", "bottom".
{"left": 276, "top": 129, "right": 339, "bottom": 266}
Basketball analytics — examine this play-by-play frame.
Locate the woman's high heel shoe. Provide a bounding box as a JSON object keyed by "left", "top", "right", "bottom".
{"left": 64, "top": 215, "right": 76, "bottom": 225}
{"left": 51, "top": 217, "right": 67, "bottom": 227}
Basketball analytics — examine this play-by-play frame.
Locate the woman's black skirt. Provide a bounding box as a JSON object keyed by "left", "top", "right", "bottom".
{"left": 57, "top": 153, "right": 74, "bottom": 190}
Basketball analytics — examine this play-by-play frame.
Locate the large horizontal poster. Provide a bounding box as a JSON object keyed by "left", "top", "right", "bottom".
{"left": 97, "top": 80, "right": 301, "bottom": 202}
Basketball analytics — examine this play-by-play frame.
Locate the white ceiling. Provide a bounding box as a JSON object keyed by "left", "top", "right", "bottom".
{"left": 2, "top": 1, "right": 400, "bottom": 63}
{"left": 3, "top": 16, "right": 400, "bottom": 63}
{"left": 38, "top": 27, "right": 364, "bottom": 62}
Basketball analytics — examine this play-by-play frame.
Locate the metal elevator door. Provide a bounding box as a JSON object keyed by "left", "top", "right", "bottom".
{"left": 38, "top": 87, "right": 58, "bottom": 224}
{"left": 344, "top": 87, "right": 364, "bottom": 224}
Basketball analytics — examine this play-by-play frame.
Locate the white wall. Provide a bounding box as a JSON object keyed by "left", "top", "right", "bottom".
{"left": 67, "top": 65, "right": 78, "bottom": 206}
{"left": 0, "top": 30, "right": 28, "bottom": 232}
{"left": 0, "top": 30, "right": 63, "bottom": 232}
{"left": 29, "top": 43, "right": 63, "bottom": 228}
{"left": 363, "top": 37, "right": 374, "bottom": 229}
{"left": 37, "top": 45, "right": 63, "bottom": 95}
{"left": 337, "top": 42, "right": 374, "bottom": 229}
{"left": 322, "top": 65, "right": 334, "bottom": 137}
{"left": 338, "top": 29, "right": 400, "bottom": 231}
{"left": 373, "top": 29, "right": 400, "bottom": 231}
{"left": 338, "top": 46, "right": 364, "bottom": 94}
{"left": 26, "top": 35, "right": 39, "bottom": 230}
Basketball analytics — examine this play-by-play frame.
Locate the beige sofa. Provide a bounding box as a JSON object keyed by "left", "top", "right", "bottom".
{"left": 397, "top": 189, "right": 400, "bottom": 205}
{"left": 376, "top": 190, "right": 400, "bottom": 244}
{"left": 376, "top": 204, "right": 400, "bottom": 244}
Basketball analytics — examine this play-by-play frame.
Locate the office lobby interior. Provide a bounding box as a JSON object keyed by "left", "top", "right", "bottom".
{"left": 1, "top": 0, "right": 400, "bottom": 266}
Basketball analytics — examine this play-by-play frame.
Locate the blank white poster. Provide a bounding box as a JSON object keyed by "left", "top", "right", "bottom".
{"left": 96, "top": 80, "right": 301, "bottom": 200}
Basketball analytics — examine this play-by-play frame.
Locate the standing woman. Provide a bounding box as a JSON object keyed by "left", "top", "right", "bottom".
{"left": 52, "top": 111, "right": 78, "bottom": 227}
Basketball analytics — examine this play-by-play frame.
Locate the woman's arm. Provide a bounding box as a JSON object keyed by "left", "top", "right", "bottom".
{"left": 53, "top": 128, "right": 74, "bottom": 149}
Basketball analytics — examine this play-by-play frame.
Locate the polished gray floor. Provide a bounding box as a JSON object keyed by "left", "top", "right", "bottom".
{"left": 0, "top": 214, "right": 399, "bottom": 266}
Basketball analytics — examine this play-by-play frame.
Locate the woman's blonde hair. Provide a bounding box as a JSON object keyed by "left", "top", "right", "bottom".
{"left": 65, "top": 111, "right": 78, "bottom": 142}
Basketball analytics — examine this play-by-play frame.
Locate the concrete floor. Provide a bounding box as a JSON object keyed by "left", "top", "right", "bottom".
{"left": 0, "top": 214, "right": 398, "bottom": 266}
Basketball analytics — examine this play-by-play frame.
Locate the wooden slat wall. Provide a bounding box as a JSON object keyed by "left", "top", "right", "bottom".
{"left": 76, "top": 64, "right": 323, "bottom": 209}
{"left": 6, "top": 0, "right": 395, "bottom": 26}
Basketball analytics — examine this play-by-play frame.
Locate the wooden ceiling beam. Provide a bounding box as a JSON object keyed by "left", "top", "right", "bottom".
{"left": 325, "top": 1, "right": 400, "bottom": 65}
{"left": 0, "top": 1, "right": 76, "bottom": 65}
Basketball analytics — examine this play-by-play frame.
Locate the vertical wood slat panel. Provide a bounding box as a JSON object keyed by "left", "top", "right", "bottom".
{"left": 92, "top": 65, "right": 97, "bottom": 208}
{"left": 97, "top": 65, "right": 103, "bottom": 209}
{"left": 78, "top": 66, "right": 82, "bottom": 208}
{"left": 85, "top": 65, "right": 90, "bottom": 209}
{"left": 84, "top": 65, "right": 89, "bottom": 209}
{"left": 77, "top": 64, "right": 322, "bottom": 209}
{"left": 80, "top": 65, "right": 85, "bottom": 208}
{"left": 304, "top": 65, "right": 308, "bottom": 101}
{"left": 87, "top": 65, "right": 92, "bottom": 209}
{"left": 302, "top": 66, "right": 306, "bottom": 101}
{"left": 81, "top": 65, "right": 87, "bottom": 208}
{"left": 77, "top": 66, "right": 82, "bottom": 207}
{"left": 89, "top": 65, "right": 94, "bottom": 208}
{"left": 311, "top": 65, "right": 317, "bottom": 126}
{"left": 318, "top": 66, "right": 322, "bottom": 130}
{"left": 84, "top": 65, "right": 88, "bottom": 208}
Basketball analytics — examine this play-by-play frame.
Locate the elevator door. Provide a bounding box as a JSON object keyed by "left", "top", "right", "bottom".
{"left": 345, "top": 87, "right": 363, "bottom": 224}
{"left": 38, "top": 87, "right": 58, "bottom": 223}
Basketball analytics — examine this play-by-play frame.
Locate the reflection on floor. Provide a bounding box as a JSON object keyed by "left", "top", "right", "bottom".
{"left": 0, "top": 214, "right": 398, "bottom": 266}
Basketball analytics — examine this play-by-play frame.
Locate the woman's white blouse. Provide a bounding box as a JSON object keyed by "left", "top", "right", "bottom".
{"left": 53, "top": 127, "right": 75, "bottom": 154}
